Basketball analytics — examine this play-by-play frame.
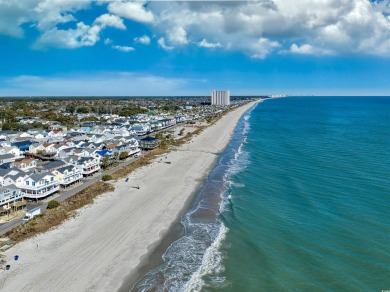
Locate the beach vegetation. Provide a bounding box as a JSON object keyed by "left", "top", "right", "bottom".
{"left": 155, "top": 132, "right": 163, "bottom": 140}
{"left": 3, "top": 182, "right": 114, "bottom": 243}
{"left": 102, "top": 175, "right": 112, "bottom": 181}
{"left": 110, "top": 148, "right": 168, "bottom": 180}
{"left": 47, "top": 200, "right": 60, "bottom": 209}
{"left": 119, "top": 152, "right": 129, "bottom": 160}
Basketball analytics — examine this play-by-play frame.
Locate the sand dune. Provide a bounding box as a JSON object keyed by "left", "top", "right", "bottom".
{"left": 0, "top": 101, "right": 257, "bottom": 292}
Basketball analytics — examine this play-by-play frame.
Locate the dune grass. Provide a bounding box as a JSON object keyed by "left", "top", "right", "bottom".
{"left": 4, "top": 182, "right": 114, "bottom": 243}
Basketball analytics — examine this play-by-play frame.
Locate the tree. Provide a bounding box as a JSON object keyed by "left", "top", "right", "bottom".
{"left": 119, "top": 152, "right": 128, "bottom": 160}
{"left": 76, "top": 107, "right": 89, "bottom": 114}
{"left": 118, "top": 106, "right": 148, "bottom": 117}
{"left": 101, "top": 156, "right": 110, "bottom": 169}
{"left": 65, "top": 104, "right": 76, "bottom": 113}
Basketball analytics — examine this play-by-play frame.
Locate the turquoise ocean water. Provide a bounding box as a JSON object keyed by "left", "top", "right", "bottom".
{"left": 135, "top": 96, "right": 390, "bottom": 291}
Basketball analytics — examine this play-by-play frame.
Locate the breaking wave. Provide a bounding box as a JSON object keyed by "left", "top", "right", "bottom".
{"left": 133, "top": 105, "right": 255, "bottom": 292}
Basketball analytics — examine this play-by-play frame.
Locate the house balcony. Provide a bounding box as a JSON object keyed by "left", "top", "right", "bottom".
{"left": 23, "top": 180, "right": 58, "bottom": 191}
{"left": 0, "top": 193, "right": 24, "bottom": 208}
{"left": 129, "top": 148, "right": 140, "bottom": 155}
{"left": 82, "top": 165, "right": 100, "bottom": 175}
{"left": 23, "top": 184, "right": 59, "bottom": 199}
{"left": 61, "top": 174, "right": 82, "bottom": 186}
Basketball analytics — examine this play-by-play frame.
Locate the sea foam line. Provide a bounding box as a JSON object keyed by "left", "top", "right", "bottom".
{"left": 186, "top": 104, "right": 256, "bottom": 290}
{"left": 135, "top": 103, "right": 257, "bottom": 291}
{"left": 184, "top": 223, "right": 229, "bottom": 292}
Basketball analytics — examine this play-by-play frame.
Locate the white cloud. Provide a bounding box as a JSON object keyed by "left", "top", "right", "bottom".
{"left": 0, "top": 0, "right": 92, "bottom": 37}
{"left": 94, "top": 14, "right": 126, "bottom": 30}
{"left": 197, "top": 39, "right": 222, "bottom": 48}
{"left": 157, "top": 37, "right": 174, "bottom": 50}
{"left": 112, "top": 45, "right": 135, "bottom": 52}
{"left": 34, "top": 0, "right": 90, "bottom": 30}
{"left": 0, "top": 72, "right": 200, "bottom": 96}
{"left": 134, "top": 35, "right": 151, "bottom": 45}
{"left": 146, "top": 0, "right": 390, "bottom": 58}
{"left": 104, "top": 37, "right": 113, "bottom": 45}
{"left": 2, "top": 0, "right": 390, "bottom": 57}
{"left": 290, "top": 44, "right": 314, "bottom": 55}
{"left": 247, "top": 38, "right": 281, "bottom": 59}
{"left": 108, "top": 0, "right": 154, "bottom": 23}
{"left": 34, "top": 22, "right": 101, "bottom": 49}
{"left": 166, "top": 26, "right": 188, "bottom": 45}
{"left": 0, "top": 0, "right": 121, "bottom": 50}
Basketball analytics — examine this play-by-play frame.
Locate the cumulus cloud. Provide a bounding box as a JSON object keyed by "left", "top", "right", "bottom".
{"left": 146, "top": 0, "right": 390, "bottom": 58}
{"left": 247, "top": 38, "right": 281, "bottom": 59}
{"left": 0, "top": 0, "right": 122, "bottom": 49}
{"left": 134, "top": 35, "right": 151, "bottom": 45}
{"left": 94, "top": 14, "right": 126, "bottom": 30}
{"left": 112, "top": 45, "right": 135, "bottom": 52}
{"left": 290, "top": 44, "right": 315, "bottom": 55}
{"left": 34, "top": 22, "right": 101, "bottom": 49}
{"left": 108, "top": 0, "right": 154, "bottom": 23}
{"left": 3, "top": 0, "right": 390, "bottom": 57}
{"left": 0, "top": 0, "right": 91, "bottom": 37}
{"left": 166, "top": 26, "right": 189, "bottom": 45}
{"left": 33, "top": 0, "right": 91, "bottom": 31}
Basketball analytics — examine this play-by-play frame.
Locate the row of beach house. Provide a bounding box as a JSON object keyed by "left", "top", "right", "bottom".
{"left": 0, "top": 115, "right": 186, "bottom": 214}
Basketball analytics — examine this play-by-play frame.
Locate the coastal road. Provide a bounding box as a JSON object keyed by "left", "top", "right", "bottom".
{"left": 0, "top": 152, "right": 150, "bottom": 237}
{"left": 0, "top": 122, "right": 209, "bottom": 236}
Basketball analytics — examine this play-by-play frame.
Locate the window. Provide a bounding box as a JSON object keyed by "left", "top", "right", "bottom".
{"left": 51, "top": 177, "right": 54, "bottom": 182}
{"left": 32, "top": 182, "right": 35, "bottom": 186}
{"left": 26, "top": 181, "right": 29, "bottom": 185}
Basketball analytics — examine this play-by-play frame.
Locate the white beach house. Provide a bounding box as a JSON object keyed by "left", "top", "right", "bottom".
{"left": 21, "top": 173, "right": 59, "bottom": 199}
{"left": 74, "top": 157, "right": 101, "bottom": 176}
{"left": 53, "top": 165, "right": 82, "bottom": 187}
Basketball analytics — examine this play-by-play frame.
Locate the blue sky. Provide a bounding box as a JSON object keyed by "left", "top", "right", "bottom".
{"left": 1, "top": 0, "right": 390, "bottom": 96}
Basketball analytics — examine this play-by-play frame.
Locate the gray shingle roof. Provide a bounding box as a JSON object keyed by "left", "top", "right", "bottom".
{"left": 41, "top": 160, "right": 66, "bottom": 170}
{"left": 0, "top": 154, "right": 15, "bottom": 160}
{"left": 29, "top": 173, "right": 54, "bottom": 182}
{"left": 57, "top": 165, "right": 76, "bottom": 173}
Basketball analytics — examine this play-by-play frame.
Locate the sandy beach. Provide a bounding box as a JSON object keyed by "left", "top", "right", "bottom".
{"left": 0, "top": 101, "right": 257, "bottom": 292}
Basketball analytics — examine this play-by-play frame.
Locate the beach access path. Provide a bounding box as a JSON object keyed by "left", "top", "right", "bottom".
{"left": 0, "top": 101, "right": 258, "bottom": 292}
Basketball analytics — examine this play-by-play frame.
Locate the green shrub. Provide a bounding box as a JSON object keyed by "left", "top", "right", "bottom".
{"left": 102, "top": 175, "right": 112, "bottom": 181}
{"left": 47, "top": 200, "right": 60, "bottom": 209}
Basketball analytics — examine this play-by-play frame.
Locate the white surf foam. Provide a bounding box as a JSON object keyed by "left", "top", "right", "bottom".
{"left": 184, "top": 223, "right": 229, "bottom": 292}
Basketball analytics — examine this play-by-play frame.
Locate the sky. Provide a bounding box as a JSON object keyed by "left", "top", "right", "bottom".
{"left": 1, "top": 0, "right": 390, "bottom": 96}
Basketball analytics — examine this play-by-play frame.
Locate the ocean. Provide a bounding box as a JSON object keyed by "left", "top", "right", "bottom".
{"left": 133, "top": 96, "right": 390, "bottom": 291}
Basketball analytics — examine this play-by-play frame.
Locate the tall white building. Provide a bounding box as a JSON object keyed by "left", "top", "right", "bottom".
{"left": 211, "top": 90, "right": 230, "bottom": 105}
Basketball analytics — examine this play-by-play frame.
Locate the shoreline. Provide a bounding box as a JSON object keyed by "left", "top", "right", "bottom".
{"left": 118, "top": 165, "right": 208, "bottom": 292}
{"left": 0, "top": 101, "right": 258, "bottom": 292}
{"left": 121, "top": 101, "right": 260, "bottom": 291}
